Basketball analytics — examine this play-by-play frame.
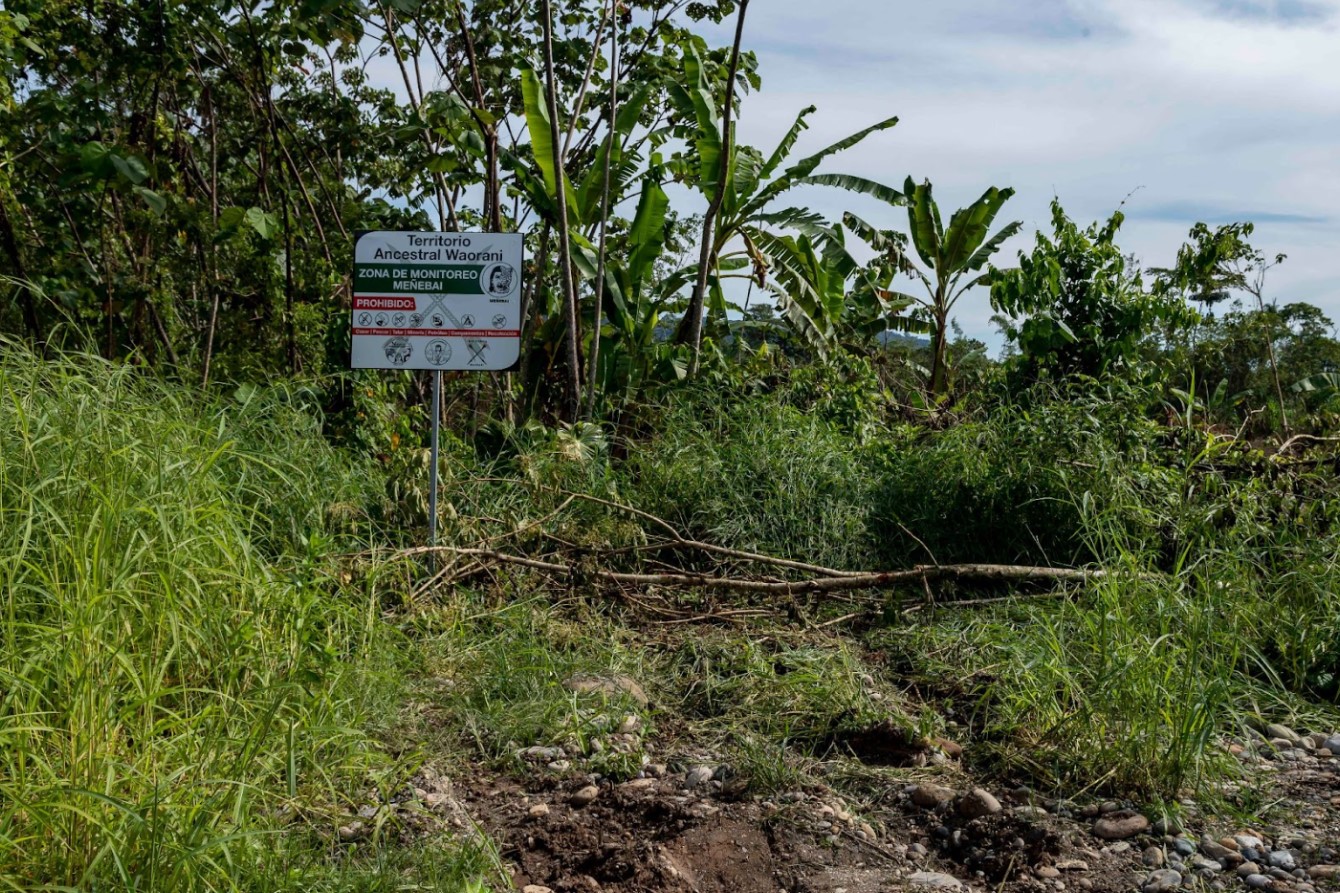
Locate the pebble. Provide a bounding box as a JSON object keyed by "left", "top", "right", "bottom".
{"left": 958, "top": 787, "right": 1002, "bottom": 819}
{"left": 1243, "top": 875, "right": 1273, "bottom": 889}
{"left": 1036, "top": 866, "right": 1061, "bottom": 879}
{"left": 684, "top": 765, "right": 715, "bottom": 788}
{"left": 1173, "top": 838, "right": 1198, "bottom": 857}
{"left": 910, "top": 843, "right": 929, "bottom": 857}
{"left": 569, "top": 785, "right": 600, "bottom": 807}
{"left": 338, "top": 821, "right": 367, "bottom": 842}
{"left": 1056, "top": 860, "right": 1090, "bottom": 872}
{"left": 1094, "top": 810, "right": 1150, "bottom": 840}
{"left": 523, "top": 886, "right": 554, "bottom": 893}
{"left": 907, "top": 871, "right": 963, "bottom": 889}
{"left": 1267, "top": 851, "right": 1297, "bottom": 871}
{"left": 1239, "top": 863, "right": 1261, "bottom": 878}
{"left": 528, "top": 803, "right": 550, "bottom": 818}
{"left": 1144, "top": 847, "right": 1167, "bottom": 868}
{"left": 1309, "top": 866, "right": 1340, "bottom": 880}
{"left": 563, "top": 674, "right": 649, "bottom": 707}
{"left": 1202, "top": 841, "right": 1234, "bottom": 861}
{"left": 1142, "top": 869, "right": 1183, "bottom": 893}
{"left": 1189, "top": 855, "right": 1223, "bottom": 872}
{"left": 1014, "top": 806, "right": 1050, "bottom": 821}
{"left": 912, "top": 784, "right": 956, "bottom": 808}
{"left": 1322, "top": 735, "right": 1340, "bottom": 754}
{"left": 1266, "top": 724, "right": 1302, "bottom": 745}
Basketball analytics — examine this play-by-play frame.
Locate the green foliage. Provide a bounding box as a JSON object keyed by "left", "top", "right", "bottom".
{"left": 0, "top": 346, "right": 488, "bottom": 891}
{"left": 889, "top": 178, "right": 1021, "bottom": 397}
{"left": 991, "top": 201, "right": 1192, "bottom": 383}
{"left": 623, "top": 389, "right": 880, "bottom": 570}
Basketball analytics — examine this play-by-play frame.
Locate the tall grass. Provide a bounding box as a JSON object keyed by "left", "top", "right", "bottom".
{"left": 0, "top": 345, "right": 403, "bottom": 891}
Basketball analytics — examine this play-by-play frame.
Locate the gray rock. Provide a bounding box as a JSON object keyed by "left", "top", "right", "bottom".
{"left": 1322, "top": 735, "right": 1340, "bottom": 754}
{"left": 1243, "top": 875, "right": 1273, "bottom": 889}
{"left": 1236, "top": 835, "right": 1266, "bottom": 851}
{"left": 911, "top": 783, "right": 955, "bottom": 809}
{"left": 569, "top": 785, "right": 600, "bottom": 807}
{"left": 1201, "top": 841, "right": 1234, "bottom": 861}
{"left": 1238, "top": 862, "right": 1261, "bottom": 878}
{"left": 1094, "top": 810, "right": 1150, "bottom": 840}
{"left": 957, "top": 787, "right": 1002, "bottom": 819}
{"left": 1267, "top": 851, "right": 1297, "bottom": 871}
{"left": 907, "top": 871, "right": 963, "bottom": 889}
{"left": 1309, "top": 866, "right": 1340, "bottom": 880}
{"left": 1266, "top": 868, "right": 1291, "bottom": 881}
{"left": 1013, "top": 805, "right": 1050, "bottom": 821}
{"left": 1173, "top": 838, "right": 1199, "bottom": 857}
{"left": 1142, "top": 869, "right": 1183, "bottom": 893}
{"left": 1144, "top": 847, "right": 1167, "bottom": 868}
{"left": 1266, "top": 723, "right": 1303, "bottom": 745}
{"left": 338, "top": 821, "right": 367, "bottom": 842}
{"left": 684, "top": 765, "right": 715, "bottom": 788}
{"left": 1189, "top": 855, "right": 1223, "bottom": 872}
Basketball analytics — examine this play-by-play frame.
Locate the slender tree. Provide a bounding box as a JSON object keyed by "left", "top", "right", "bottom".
{"left": 541, "top": 0, "right": 582, "bottom": 419}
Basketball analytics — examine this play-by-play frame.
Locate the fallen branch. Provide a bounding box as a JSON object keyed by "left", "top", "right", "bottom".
{"left": 409, "top": 546, "right": 1113, "bottom": 595}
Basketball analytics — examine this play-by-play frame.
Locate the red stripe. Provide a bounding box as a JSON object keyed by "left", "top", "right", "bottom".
{"left": 352, "top": 329, "right": 519, "bottom": 337}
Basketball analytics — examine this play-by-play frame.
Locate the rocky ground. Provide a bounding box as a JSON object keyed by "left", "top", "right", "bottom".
{"left": 350, "top": 695, "right": 1340, "bottom": 893}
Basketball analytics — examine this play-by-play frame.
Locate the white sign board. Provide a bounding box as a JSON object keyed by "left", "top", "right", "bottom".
{"left": 350, "top": 231, "right": 523, "bottom": 371}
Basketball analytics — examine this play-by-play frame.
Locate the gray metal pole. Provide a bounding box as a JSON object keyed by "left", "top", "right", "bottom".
{"left": 428, "top": 369, "right": 442, "bottom": 576}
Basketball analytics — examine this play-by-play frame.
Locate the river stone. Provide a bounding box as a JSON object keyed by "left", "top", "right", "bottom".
{"left": 563, "top": 674, "right": 649, "bottom": 707}
{"left": 1094, "top": 810, "right": 1151, "bottom": 840}
{"left": 911, "top": 784, "right": 955, "bottom": 808}
{"left": 1202, "top": 840, "right": 1234, "bottom": 861}
{"left": 1267, "top": 851, "right": 1297, "bottom": 871}
{"left": 1144, "top": 847, "right": 1167, "bottom": 868}
{"left": 907, "top": 871, "right": 963, "bottom": 889}
{"left": 522, "top": 887, "right": 554, "bottom": 893}
{"left": 569, "top": 785, "right": 600, "bottom": 807}
{"left": 1142, "top": 869, "right": 1183, "bottom": 893}
{"left": 1323, "top": 735, "right": 1340, "bottom": 754}
{"left": 684, "top": 765, "right": 715, "bottom": 788}
{"left": 1243, "top": 875, "right": 1273, "bottom": 889}
{"left": 1266, "top": 723, "right": 1302, "bottom": 745}
{"left": 1238, "top": 862, "right": 1261, "bottom": 878}
{"left": 958, "top": 787, "right": 1002, "bottom": 819}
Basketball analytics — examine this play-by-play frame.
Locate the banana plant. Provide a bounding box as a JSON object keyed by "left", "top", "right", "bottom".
{"left": 664, "top": 44, "right": 905, "bottom": 354}
{"left": 889, "top": 177, "right": 1022, "bottom": 397}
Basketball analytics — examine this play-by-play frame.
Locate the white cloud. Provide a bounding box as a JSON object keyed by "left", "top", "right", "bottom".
{"left": 687, "top": 0, "right": 1339, "bottom": 346}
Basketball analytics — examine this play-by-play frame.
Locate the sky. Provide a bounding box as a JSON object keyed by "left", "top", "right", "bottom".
{"left": 688, "top": 0, "right": 1340, "bottom": 348}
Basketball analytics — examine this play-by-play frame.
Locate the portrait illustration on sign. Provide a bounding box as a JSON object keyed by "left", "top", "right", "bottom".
{"left": 425, "top": 340, "right": 452, "bottom": 367}
{"left": 482, "top": 262, "right": 515, "bottom": 297}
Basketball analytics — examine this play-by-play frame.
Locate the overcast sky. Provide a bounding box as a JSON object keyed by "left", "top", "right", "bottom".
{"left": 689, "top": 0, "right": 1340, "bottom": 347}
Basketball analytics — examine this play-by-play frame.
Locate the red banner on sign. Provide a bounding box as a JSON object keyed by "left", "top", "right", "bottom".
{"left": 353, "top": 296, "right": 417, "bottom": 310}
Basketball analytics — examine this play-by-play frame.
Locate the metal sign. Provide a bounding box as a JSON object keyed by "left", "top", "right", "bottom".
{"left": 350, "top": 231, "right": 523, "bottom": 371}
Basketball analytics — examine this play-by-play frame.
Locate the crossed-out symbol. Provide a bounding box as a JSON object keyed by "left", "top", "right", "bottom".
{"left": 419, "top": 295, "right": 462, "bottom": 329}
{"left": 466, "top": 339, "right": 489, "bottom": 367}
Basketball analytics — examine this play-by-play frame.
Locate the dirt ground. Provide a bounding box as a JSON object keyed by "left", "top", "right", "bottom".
{"left": 445, "top": 736, "right": 1340, "bottom": 893}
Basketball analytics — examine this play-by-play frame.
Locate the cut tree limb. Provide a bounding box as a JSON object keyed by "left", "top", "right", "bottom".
{"left": 402, "top": 546, "right": 1114, "bottom": 595}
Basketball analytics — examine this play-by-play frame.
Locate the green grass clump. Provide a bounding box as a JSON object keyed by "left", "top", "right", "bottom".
{"left": 0, "top": 347, "right": 474, "bottom": 891}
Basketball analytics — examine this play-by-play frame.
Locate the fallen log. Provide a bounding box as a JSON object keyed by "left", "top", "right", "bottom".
{"left": 414, "top": 546, "right": 1112, "bottom": 595}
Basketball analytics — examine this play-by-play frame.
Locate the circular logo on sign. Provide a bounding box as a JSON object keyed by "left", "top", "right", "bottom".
{"left": 492, "top": 313, "right": 508, "bottom": 328}
{"left": 374, "top": 312, "right": 389, "bottom": 327}
{"left": 461, "top": 314, "right": 476, "bottom": 328}
{"left": 392, "top": 312, "right": 407, "bottom": 327}
{"left": 481, "top": 262, "right": 516, "bottom": 297}
{"left": 358, "top": 312, "right": 372, "bottom": 326}
{"left": 424, "top": 339, "right": 452, "bottom": 367}
{"left": 383, "top": 337, "right": 412, "bottom": 367}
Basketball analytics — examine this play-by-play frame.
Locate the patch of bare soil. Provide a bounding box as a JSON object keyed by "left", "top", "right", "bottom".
{"left": 443, "top": 733, "right": 1340, "bottom": 893}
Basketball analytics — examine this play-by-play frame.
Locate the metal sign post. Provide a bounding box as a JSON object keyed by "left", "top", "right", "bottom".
{"left": 350, "top": 231, "right": 524, "bottom": 577}
{"left": 428, "top": 369, "right": 442, "bottom": 575}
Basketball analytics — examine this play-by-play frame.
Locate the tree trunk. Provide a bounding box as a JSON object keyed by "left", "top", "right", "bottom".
{"left": 541, "top": 0, "right": 582, "bottom": 421}
{"left": 585, "top": 0, "right": 620, "bottom": 419}
{"left": 682, "top": 0, "right": 750, "bottom": 378}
